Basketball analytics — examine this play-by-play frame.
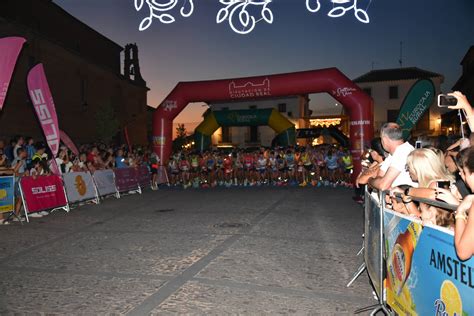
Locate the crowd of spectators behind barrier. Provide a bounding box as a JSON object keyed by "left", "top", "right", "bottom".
{"left": 356, "top": 91, "right": 474, "bottom": 261}
{"left": 0, "top": 141, "right": 160, "bottom": 221}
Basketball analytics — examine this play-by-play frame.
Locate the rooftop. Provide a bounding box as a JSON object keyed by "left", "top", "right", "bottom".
{"left": 353, "top": 67, "right": 443, "bottom": 83}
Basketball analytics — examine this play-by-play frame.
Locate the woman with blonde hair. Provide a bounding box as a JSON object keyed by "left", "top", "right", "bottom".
{"left": 398, "top": 148, "right": 458, "bottom": 228}
{"left": 406, "top": 148, "right": 454, "bottom": 188}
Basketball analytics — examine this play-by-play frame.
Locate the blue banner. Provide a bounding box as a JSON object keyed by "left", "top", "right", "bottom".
{"left": 0, "top": 176, "right": 15, "bottom": 213}
{"left": 384, "top": 210, "right": 474, "bottom": 315}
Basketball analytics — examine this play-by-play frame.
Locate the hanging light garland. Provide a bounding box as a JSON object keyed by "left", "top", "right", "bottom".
{"left": 134, "top": 0, "right": 194, "bottom": 31}
{"left": 134, "top": 0, "right": 373, "bottom": 34}
{"left": 216, "top": 0, "right": 273, "bottom": 35}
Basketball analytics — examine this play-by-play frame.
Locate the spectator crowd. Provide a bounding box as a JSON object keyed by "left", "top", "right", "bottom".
{"left": 356, "top": 91, "right": 474, "bottom": 261}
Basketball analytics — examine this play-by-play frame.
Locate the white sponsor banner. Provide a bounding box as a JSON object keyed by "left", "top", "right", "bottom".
{"left": 62, "top": 172, "right": 98, "bottom": 203}
{"left": 92, "top": 169, "right": 117, "bottom": 197}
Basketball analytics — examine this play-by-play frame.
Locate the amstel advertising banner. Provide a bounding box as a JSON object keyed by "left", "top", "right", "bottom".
{"left": 384, "top": 209, "right": 474, "bottom": 316}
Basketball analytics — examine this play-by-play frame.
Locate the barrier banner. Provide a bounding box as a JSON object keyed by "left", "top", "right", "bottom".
{"left": 0, "top": 37, "right": 26, "bottom": 110}
{"left": 384, "top": 209, "right": 474, "bottom": 316}
{"left": 156, "top": 166, "right": 169, "bottom": 185}
{"left": 0, "top": 176, "right": 15, "bottom": 213}
{"left": 114, "top": 168, "right": 140, "bottom": 192}
{"left": 20, "top": 175, "right": 67, "bottom": 213}
{"left": 364, "top": 190, "right": 383, "bottom": 299}
{"left": 135, "top": 165, "right": 151, "bottom": 189}
{"left": 62, "top": 172, "right": 97, "bottom": 203}
{"left": 92, "top": 169, "right": 117, "bottom": 197}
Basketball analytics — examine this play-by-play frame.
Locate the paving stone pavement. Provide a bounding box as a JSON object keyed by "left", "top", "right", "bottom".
{"left": 0, "top": 187, "right": 378, "bottom": 315}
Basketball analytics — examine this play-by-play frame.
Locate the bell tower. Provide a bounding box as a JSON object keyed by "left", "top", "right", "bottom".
{"left": 124, "top": 43, "right": 145, "bottom": 86}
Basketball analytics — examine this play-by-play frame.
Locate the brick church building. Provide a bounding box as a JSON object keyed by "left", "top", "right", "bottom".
{"left": 0, "top": 0, "right": 149, "bottom": 145}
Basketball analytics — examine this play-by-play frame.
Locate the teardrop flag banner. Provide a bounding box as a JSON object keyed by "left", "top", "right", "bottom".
{"left": 60, "top": 129, "right": 79, "bottom": 156}
{"left": 27, "top": 64, "right": 61, "bottom": 174}
{"left": 0, "top": 37, "right": 26, "bottom": 110}
{"left": 396, "top": 79, "right": 436, "bottom": 140}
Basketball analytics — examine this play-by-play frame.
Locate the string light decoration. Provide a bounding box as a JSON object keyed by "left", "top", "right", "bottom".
{"left": 135, "top": 0, "right": 194, "bottom": 31}
{"left": 134, "top": 0, "right": 373, "bottom": 34}
{"left": 306, "top": 0, "right": 372, "bottom": 23}
{"left": 216, "top": 0, "right": 273, "bottom": 35}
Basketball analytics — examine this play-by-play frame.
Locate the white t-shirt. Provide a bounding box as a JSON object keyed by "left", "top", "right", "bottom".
{"left": 382, "top": 142, "right": 417, "bottom": 188}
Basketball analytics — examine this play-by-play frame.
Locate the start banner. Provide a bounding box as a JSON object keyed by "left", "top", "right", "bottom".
{"left": 92, "top": 169, "right": 117, "bottom": 197}
{"left": 114, "top": 168, "right": 140, "bottom": 193}
{"left": 135, "top": 165, "right": 151, "bottom": 189}
{"left": 384, "top": 209, "right": 474, "bottom": 316}
{"left": 0, "top": 176, "right": 15, "bottom": 213}
{"left": 20, "top": 175, "right": 68, "bottom": 213}
{"left": 62, "top": 172, "right": 98, "bottom": 203}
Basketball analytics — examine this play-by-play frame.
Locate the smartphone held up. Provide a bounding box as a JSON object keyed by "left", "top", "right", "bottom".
{"left": 437, "top": 94, "right": 458, "bottom": 107}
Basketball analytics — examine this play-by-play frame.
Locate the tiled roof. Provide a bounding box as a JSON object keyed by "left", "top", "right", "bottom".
{"left": 353, "top": 67, "right": 443, "bottom": 83}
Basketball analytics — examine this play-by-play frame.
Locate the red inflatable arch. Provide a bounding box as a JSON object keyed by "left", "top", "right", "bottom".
{"left": 152, "top": 68, "right": 373, "bottom": 181}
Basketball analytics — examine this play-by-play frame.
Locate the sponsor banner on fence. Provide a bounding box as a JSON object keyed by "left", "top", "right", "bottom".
{"left": 20, "top": 175, "right": 67, "bottom": 213}
{"left": 364, "top": 191, "right": 383, "bottom": 299}
{"left": 92, "top": 169, "right": 117, "bottom": 197}
{"left": 114, "top": 168, "right": 139, "bottom": 192}
{"left": 62, "top": 172, "right": 97, "bottom": 203}
{"left": 384, "top": 209, "right": 474, "bottom": 316}
{"left": 156, "top": 166, "right": 169, "bottom": 185}
{"left": 0, "top": 37, "right": 26, "bottom": 110}
{"left": 0, "top": 176, "right": 15, "bottom": 213}
{"left": 135, "top": 166, "right": 151, "bottom": 189}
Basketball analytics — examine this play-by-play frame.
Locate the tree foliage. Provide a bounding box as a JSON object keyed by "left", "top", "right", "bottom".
{"left": 95, "top": 104, "right": 120, "bottom": 143}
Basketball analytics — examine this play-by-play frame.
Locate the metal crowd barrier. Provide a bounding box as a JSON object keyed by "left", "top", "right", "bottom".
{"left": 350, "top": 188, "right": 474, "bottom": 315}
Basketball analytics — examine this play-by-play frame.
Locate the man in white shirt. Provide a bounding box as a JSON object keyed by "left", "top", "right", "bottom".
{"left": 369, "top": 123, "right": 417, "bottom": 191}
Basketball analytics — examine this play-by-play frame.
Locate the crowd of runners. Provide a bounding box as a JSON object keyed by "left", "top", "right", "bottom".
{"left": 166, "top": 144, "right": 354, "bottom": 189}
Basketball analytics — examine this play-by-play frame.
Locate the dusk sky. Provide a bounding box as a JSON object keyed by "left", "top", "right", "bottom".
{"left": 55, "top": 0, "right": 474, "bottom": 125}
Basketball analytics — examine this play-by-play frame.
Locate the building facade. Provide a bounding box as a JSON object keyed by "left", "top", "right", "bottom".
{"left": 0, "top": 0, "right": 149, "bottom": 145}
{"left": 441, "top": 45, "right": 474, "bottom": 135}
{"left": 453, "top": 46, "right": 474, "bottom": 105}
{"left": 208, "top": 95, "right": 309, "bottom": 147}
{"left": 354, "top": 67, "right": 446, "bottom": 136}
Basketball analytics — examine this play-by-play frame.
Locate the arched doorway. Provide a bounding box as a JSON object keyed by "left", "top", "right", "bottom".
{"left": 195, "top": 108, "right": 296, "bottom": 151}
{"left": 152, "top": 68, "right": 373, "bottom": 180}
